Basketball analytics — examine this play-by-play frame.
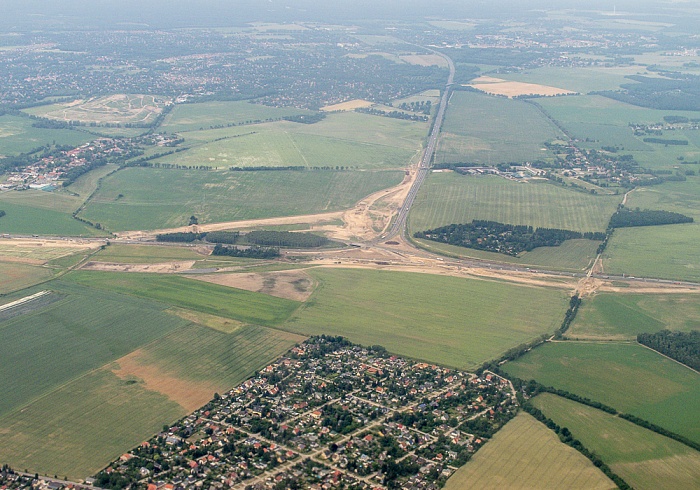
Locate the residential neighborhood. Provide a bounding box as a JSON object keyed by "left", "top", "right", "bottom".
{"left": 95, "top": 337, "right": 518, "bottom": 490}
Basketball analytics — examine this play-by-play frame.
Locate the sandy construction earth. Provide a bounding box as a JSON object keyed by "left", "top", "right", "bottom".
{"left": 81, "top": 260, "right": 196, "bottom": 273}
{"left": 467, "top": 76, "right": 577, "bottom": 98}
{"left": 320, "top": 99, "right": 374, "bottom": 112}
{"left": 192, "top": 269, "right": 316, "bottom": 301}
{"left": 97, "top": 160, "right": 700, "bottom": 298}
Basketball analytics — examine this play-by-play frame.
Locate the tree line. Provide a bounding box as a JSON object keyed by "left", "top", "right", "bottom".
{"left": 246, "top": 230, "right": 329, "bottom": 248}
{"left": 642, "top": 137, "right": 689, "bottom": 145}
{"left": 157, "top": 230, "right": 328, "bottom": 248}
{"left": 637, "top": 330, "right": 699, "bottom": 371}
{"left": 282, "top": 113, "right": 326, "bottom": 124}
{"left": 212, "top": 243, "right": 279, "bottom": 259}
{"left": 415, "top": 220, "right": 605, "bottom": 256}
{"left": 609, "top": 208, "right": 693, "bottom": 228}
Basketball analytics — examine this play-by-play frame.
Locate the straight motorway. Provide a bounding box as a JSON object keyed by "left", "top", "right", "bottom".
{"left": 382, "top": 48, "right": 455, "bottom": 241}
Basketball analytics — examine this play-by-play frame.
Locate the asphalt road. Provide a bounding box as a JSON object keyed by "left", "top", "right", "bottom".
{"left": 383, "top": 47, "right": 455, "bottom": 241}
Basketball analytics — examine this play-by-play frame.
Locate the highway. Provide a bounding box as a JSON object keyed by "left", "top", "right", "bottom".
{"left": 382, "top": 48, "right": 455, "bottom": 241}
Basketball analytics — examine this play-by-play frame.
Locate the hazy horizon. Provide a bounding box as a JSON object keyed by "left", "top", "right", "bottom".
{"left": 1, "top": 0, "right": 692, "bottom": 31}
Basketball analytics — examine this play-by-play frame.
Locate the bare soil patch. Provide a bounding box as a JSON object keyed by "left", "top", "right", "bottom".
{"left": 111, "top": 351, "right": 218, "bottom": 412}
{"left": 115, "top": 211, "right": 343, "bottom": 241}
{"left": 193, "top": 270, "right": 315, "bottom": 301}
{"left": 81, "top": 260, "right": 195, "bottom": 273}
{"left": 320, "top": 99, "right": 374, "bottom": 112}
{"left": 468, "top": 79, "right": 577, "bottom": 98}
{"left": 37, "top": 94, "right": 169, "bottom": 125}
{"left": 168, "top": 307, "right": 244, "bottom": 334}
{"left": 0, "top": 256, "right": 46, "bottom": 265}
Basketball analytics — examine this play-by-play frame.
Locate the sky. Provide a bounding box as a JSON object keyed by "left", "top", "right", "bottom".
{"left": 0, "top": 0, "right": 685, "bottom": 30}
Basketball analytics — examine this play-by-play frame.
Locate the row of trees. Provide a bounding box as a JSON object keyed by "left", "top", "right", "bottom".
{"left": 203, "top": 231, "right": 240, "bottom": 244}
{"left": 642, "top": 137, "right": 689, "bottom": 145}
{"left": 246, "top": 230, "right": 329, "bottom": 248}
{"left": 638, "top": 330, "right": 699, "bottom": 371}
{"left": 609, "top": 208, "right": 693, "bottom": 228}
{"left": 155, "top": 232, "right": 202, "bottom": 242}
{"left": 520, "top": 402, "right": 631, "bottom": 490}
{"left": 212, "top": 243, "right": 279, "bottom": 258}
{"left": 282, "top": 113, "right": 326, "bottom": 124}
{"left": 155, "top": 230, "right": 327, "bottom": 248}
{"left": 355, "top": 107, "right": 429, "bottom": 122}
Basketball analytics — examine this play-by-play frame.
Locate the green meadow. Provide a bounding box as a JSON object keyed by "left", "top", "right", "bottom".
{"left": 504, "top": 342, "right": 700, "bottom": 444}
{"left": 570, "top": 293, "right": 700, "bottom": 340}
{"left": 444, "top": 412, "right": 615, "bottom": 490}
{"left": 0, "top": 275, "right": 304, "bottom": 479}
{"left": 409, "top": 173, "right": 621, "bottom": 234}
{"left": 603, "top": 180, "right": 700, "bottom": 282}
{"left": 65, "top": 271, "right": 301, "bottom": 327}
{"left": 78, "top": 167, "right": 403, "bottom": 231}
{"left": 498, "top": 65, "right": 649, "bottom": 93}
{"left": 160, "top": 100, "right": 314, "bottom": 133}
{"left": 283, "top": 268, "right": 568, "bottom": 370}
{"left": 0, "top": 281, "right": 189, "bottom": 418}
{"left": 0, "top": 262, "right": 55, "bottom": 294}
{"left": 0, "top": 368, "right": 185, "bottom": 480}
{"left": 436, "top": 91, "right": 563, "bottom": 165}
{"left": 156, "top": 111, "right": 425, "bottom": 170}
{"left": 0, "top": 115, "right": 94, "bottom": 156}
{"left": 533, "top": 393, "right": 700, "bottom": 490}
{"left": 413, "top": 236, "right": 599, "bottom": 271}
{"left": 535, "top": 95, "right": 700, "bottom": 161}
{"left": 0, "top": 190, "right": 101, "bottom": 236}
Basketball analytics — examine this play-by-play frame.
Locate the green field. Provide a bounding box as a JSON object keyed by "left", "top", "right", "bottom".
{"left": 603, "top": 180, "right": 700, "bottom": 282}
{"left": 409, "top": 174, "right": 621, "bottom": 234}
{"left": 567, "top": 121, "right": 652, "bottom": 151}
{"left": 0, "top": 262, "right": 54, "bottom": 294}
{"left": 0, "top": 323, "right": 303, "bottom": 480}
{"left": 78, "top": 167, "right": 402, "bottom": 231}
{"left": 537, "top": 94, "right": 700, "bottom": 129}
{"left": 0, "top": 115, "right": 94, "bottom": 156}
{"left": 160, "top": 100, "right": 314, "bottom": 133}
{"left": 536, "top": 95, "right": 700, "bottom": 154}
{"left": 131, "top": 322, "right": 305, "bottom": 389}
{"left": 0, "top": 368, "right": 185, "bottom": 480}
{"left": 503, "top": 342, "right": 700, "bottom": 443}
{"left": 414, "top": 237, "right": 599, "bottom": 271}
{"left": 533, "top": 393, "right": 700, "bottom": 490}
{"left": 156, "top": 112, "right": 424, "bottom": 170}
{"left": 444, "top": 412, "right": 615, "bottom": 490}
{"left": 0, "top": 272, "right": 305, "bottom": 478}
{"left": 0, "top": 282, "right": 189, "bottom": 418}
{"left": 91, "top": 244, "right": 291, "bottom": 268}
{"left": 570, "top": 293, "right": 700, "bottom": 340}
{"left": 62, "top": 163, "right": 119, "bottom": 199}
{"left": 92, "top": 243, "right": 211, "bottom": 263}
{"left": 435, "top": 91, "right": 563, "bottom": 165}
{"left": 283, "top": 268, "right": 568, "bottom": 370}
{"left": 498, "top": 66, "right": 650, "bottom": 93}
{"left": 175, "top": 111, "right": 427, "bottom": 149}
{"left": 65, "top": 271, "right": 301, "bottom": 327}
{"left": 159, "top": 130, "right": 416, "bottom": 169}
{"left": 0, "top": 190, "right": 101, "bottom": 236}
